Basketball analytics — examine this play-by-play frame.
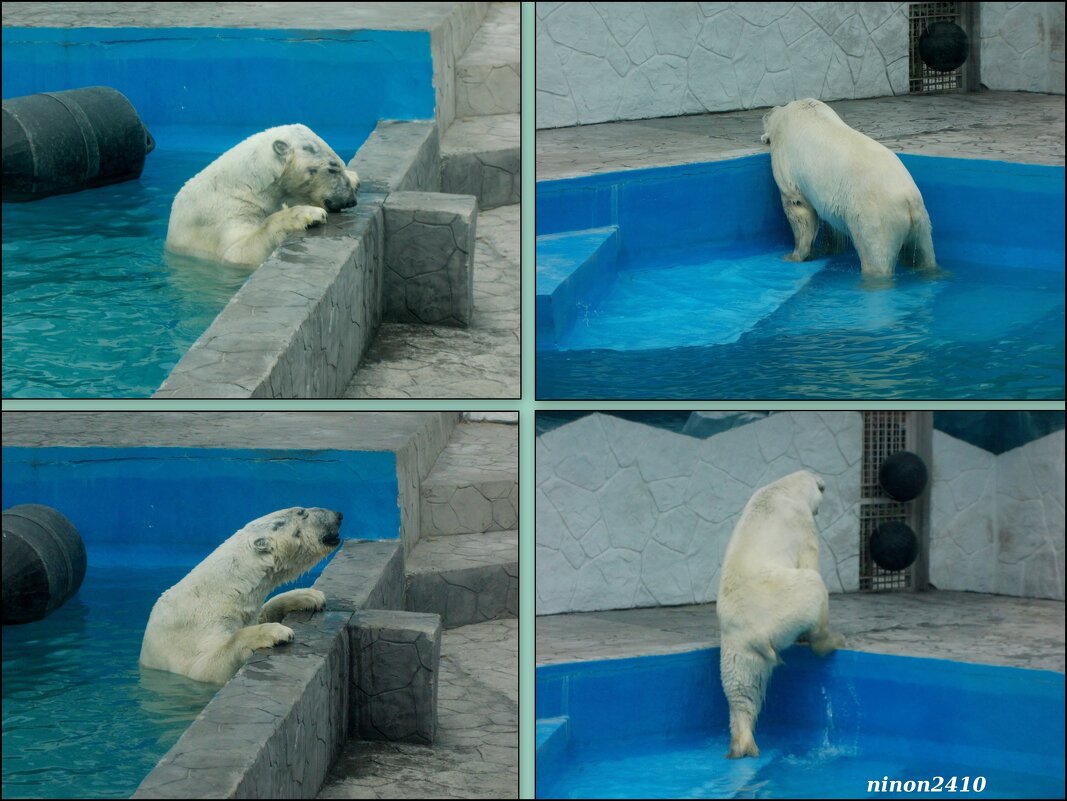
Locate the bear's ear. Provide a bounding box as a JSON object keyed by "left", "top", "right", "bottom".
{"left": 760, "top": 133, "right": 770, "bottom": 145}
{"left": 273, "top": 139, "right": 291, "bottom": 158}
{"left": 253, "top": 536, "right": 272, "bottom": 553}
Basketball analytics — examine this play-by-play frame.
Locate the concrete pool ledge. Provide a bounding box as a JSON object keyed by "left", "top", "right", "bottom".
{"left": 154, "top": 117, "right": 482, "bottom": 399}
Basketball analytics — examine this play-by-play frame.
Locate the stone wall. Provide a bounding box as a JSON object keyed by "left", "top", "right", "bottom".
{"left": 930, "top": 429, "right": 1065, "bottom": 601}
{"left": 980, "top": 2, "right": 1065, "bottom": 94}
{"left": 536, "top": 2, "right": 911, "bottom": 128}
{"left": 535, "top": 411, "right": 862, "bottom": 615}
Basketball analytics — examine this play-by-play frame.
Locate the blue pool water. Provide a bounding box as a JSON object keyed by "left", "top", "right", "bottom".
{"left": 536, "top": 156, "right": 1065, "bottom": 399}
{"left": 536, "top": 648, "right": 1065, "bottom": 799}
{"left": 1, "top": 445, "right": 399, "bottom": 798}
{"left": 2, "top": 25, "right": 434, "bottom": 397}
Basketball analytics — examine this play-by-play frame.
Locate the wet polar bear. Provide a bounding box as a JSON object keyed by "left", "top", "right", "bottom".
{"left": 761, "top": 98, "right": 936, "bottom": 277}
{"left": 140, "top": 507, "right": 342, "bottom": 684}
{"left": 716, "top": 470, "right": 845, "bottom": 758}
{"left": 166, "top": 124, "right": 360, "bottom": 266}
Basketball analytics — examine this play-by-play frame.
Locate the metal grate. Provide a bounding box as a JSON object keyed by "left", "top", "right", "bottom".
{"left": 909, "top": 2, "right": 963, "bottom": 93}
{"left": 860, "top": 412, "right": 912, "bottom": 591}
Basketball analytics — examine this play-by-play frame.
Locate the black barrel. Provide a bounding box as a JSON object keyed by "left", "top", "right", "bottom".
{"left": 2, "top": 86, "right": 155, "bottom": 202}
{"left": 2, "top": 504, "right": 87, "bottom": 624}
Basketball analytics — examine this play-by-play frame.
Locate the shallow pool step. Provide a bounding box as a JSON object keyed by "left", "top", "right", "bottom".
{"left": 555, "top": 250, "right": 828, "bottom": 352}
{"left": 536, "top": 226, "right": 619, "bottom": 349}
{"left": 421, "top": 422, "right": 518, "bottom": 536}
{"left": 405, "top": 530, "right": 518, "bottom": 628}
{"left": 455, "top": 2, "right": 520, "bottom": 117}
{"left": 441, "top": 112, "right": 519, "bottom": 210}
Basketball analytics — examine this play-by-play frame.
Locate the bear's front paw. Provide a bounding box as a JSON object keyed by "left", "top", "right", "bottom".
{"left": 291, "top": 205, "right": 328, "bottom": 229}
{"left": 261, "top": 622, "right": 295, "bottom": 648}
{"left": 298, "top": 589, "right": 326, "bottom": 611}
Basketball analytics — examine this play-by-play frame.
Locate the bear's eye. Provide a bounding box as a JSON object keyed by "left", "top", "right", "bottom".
{"left": 272, "top": 519, "right": 286, "bottom": 530}
{"left": 292, "top": 528, "right": 302, "bottom": 539}
{"left": 308, "top": 167, "right": 318, "bottom": 175}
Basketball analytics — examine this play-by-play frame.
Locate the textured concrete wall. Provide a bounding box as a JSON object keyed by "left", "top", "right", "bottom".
{"left": 536, "top": 411, "right": 862, "bottom": 615}
{"left": 929, "top": 430, "right": 998, "bottom": 594}
{"left": 536, "top": 2, "right": 910, "bottom": 128}
{"left": 981, "top": 2, "right": 1065, "bottom": 94}
{"left": 995, "top": 429, "right": 1065, "bottom": 600}
{"left": 930, "top": 429, "right": 1065, "bottom": 601}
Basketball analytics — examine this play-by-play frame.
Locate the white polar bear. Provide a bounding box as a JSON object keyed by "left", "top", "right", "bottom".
{"left": 165, "top": 124, "right": 360, "bottom": 267}
{"left": 716, "top": 470, "right": 845, "bottom": 758}
{"left": 761, "top": 98, "right": 937, "bottom": 277}
{"left": 140, "top": 507, "right": 342, "bottom": 684}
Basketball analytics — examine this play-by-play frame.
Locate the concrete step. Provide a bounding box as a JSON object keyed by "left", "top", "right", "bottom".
{"left": 536, "top": 226, "right": 619, "bottom": 349}
{"left": 455, "top": 2, "right": 520, "bottom": 118}
{"left": 421, "top": 421, "right": 518, "bottom": 536}
{"left": 405, "top": 530, "right": 518, "bottom": 628}
{"left": 441, "top": 112, "right": 519, "bottom": 210}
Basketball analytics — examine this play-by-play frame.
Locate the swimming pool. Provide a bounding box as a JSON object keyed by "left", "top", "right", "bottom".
{"left": 2, "top": 26, "right": 434, "bottom": 397}
{"left": 536, "top": 647, "right": 1065, "bottom": 799}
{"left": 1, "top": 445, "right": 399, "bottom": 798}
{"left": 535, "top": 155, "right": 1065, "bottom": 399}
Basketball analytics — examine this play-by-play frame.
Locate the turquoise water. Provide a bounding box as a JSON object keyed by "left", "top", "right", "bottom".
{"left": 2, "top": 149, "right": 253, "bottom": 398}
{"left": 536, "top": 648, "right": 1065, "bottom": 799}
{"left": 538, "top": 253, "right": 1064, "bottom": 399}
{"left": 1, "top": 548, "right": 216, "bottom": 799}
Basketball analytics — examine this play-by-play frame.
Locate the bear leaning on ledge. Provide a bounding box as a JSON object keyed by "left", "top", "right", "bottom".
{"left": 140, "top": 507, "right": 342, "bottom": 684}
{"left": 165, "top": 124, "right": 360, "bottom": 267}
{"left": 761, "top": 98, "right": 937, "bottom": 278}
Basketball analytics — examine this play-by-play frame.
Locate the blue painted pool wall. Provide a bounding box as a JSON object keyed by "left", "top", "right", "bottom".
{"left": 537, "top": 647, "right": 1065, "bottom": 764}
{"left": 535, "top": 227, "right": 619, "bottom": 349}
{"left": 536, "top": 156, "right": 1066, "bottom": 273}
{"left": 1, "top": 27, "right": 435, "bottom": 155}
{"left": 1, "top": 446, "right": 400, "bottom": 547}
{"left": 536, "top": 156, "right": 792, "bottom": 268}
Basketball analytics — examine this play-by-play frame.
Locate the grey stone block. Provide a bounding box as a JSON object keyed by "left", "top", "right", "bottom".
{"left": 349, "top": 610, "right": 442, "bottom": 745}
{"left": 383, "top": 192, "right": 477, "bottom": 327}
{"left": 349, "top": 120, "right": 440, "bottom": 196}
{"left": 407, "top": 562, "right": 518, "bottom": 629}
{"left": 315, "top": 539, "right": 405, "bottom": 613}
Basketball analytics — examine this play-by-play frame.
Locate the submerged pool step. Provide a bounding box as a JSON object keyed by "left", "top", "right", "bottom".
{"left": 536, "top": 226, "right": 620, "bottom": 349}
{"left": 556, "top": 250, "right": 828, "bottom": 352}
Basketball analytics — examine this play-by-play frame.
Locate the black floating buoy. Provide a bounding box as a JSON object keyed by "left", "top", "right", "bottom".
{"left": 2, "top": 86, "right": 155, "bottom": 203}
{"left": 2, "top": 504, "right": 87, "bottom": 624}
{"left": 870, "top": 521, "right": 919, "bottom": 572}
{"left": 879, "top": 451, "right": 928, "bottom": 502}
{"left": 919, "top": 20, "right": 969, "bottom": 73}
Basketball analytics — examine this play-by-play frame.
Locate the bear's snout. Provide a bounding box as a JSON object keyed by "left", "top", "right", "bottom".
{"left": 316, "top": 508, "right": 343, "bottom": 547}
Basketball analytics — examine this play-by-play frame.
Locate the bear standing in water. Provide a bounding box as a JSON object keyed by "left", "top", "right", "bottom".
{"left": 165, "top": 124, "right": 359, "bottom": 267}
{"left": 761, "top": 99, "right": 936, "bottom": 277}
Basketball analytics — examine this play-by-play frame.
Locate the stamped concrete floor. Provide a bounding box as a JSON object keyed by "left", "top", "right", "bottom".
{"left": 536, "top": 592, "right": 1066, "bottom": 673}
{"left": 345, "top": 204, "right": 519, "bottom": 399}
{"left": 536, "top": 91, "right": 1066, "bottom": 180}
{"left": 318, "top": 618, "right": 518, "bottom": 799}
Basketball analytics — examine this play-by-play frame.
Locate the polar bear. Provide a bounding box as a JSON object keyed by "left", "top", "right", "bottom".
{"left": 165, "top": 124, "right": 360, "bottom": 267}
{"left": 140, "top": 507, "right": 342, "bottom": 684}
{"left": 760, "top": 98, "right": 936, "bottom": 277}
{"left": 716, "top": 470, "right": 845, "bottom": 758}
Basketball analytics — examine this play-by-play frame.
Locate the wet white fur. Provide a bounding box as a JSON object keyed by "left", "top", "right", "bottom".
{"left": 717, "top": 470, "right": 846, "bottom": 758}
{"left": 761, "top": 99, "right": 936, "bottom": 277}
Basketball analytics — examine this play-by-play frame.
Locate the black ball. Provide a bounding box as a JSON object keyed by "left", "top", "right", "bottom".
{"left": 871, "top": 521, "right": 919, "bottom": 572}
{"left": 919, "top": 21, "right": 969, "bottom": 73}
{"left": 879, "top": 451, "right": 928, "bottom": 502}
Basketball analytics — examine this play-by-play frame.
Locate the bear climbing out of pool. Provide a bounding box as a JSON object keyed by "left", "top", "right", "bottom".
{"left": 760, "top": 98, "right": 937, "bottom": 277}
{"left": 140, "top": 507, "right": 342, "bottom": 684}
{"left": 716, "top": 470, "right": 846, "bottom": 758}
{"left": 165, "top": 124, "right": 359, "bottom": 267}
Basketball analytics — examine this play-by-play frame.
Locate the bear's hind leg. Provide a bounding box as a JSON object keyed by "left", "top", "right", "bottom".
{"left": 780, "top": 193, "right": 818, "bottom": 262}
{"left": 260, "top": 589, "right": 326, "bottom": 623}
{"left": 901, "top": 211, "right": 937, "bottom": 271}
{"left": 720, "top": 641, "right": 774, "bottom": 758}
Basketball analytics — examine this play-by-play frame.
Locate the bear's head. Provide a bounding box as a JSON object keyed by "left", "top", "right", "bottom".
{"left": 774, "top": 469, "right": 826, "bottom": 516}
{"left": 243, "top": 506, "right": 343, "bottom": 584}
{"left": 273, "top": 125, "right": 360, "bottom": 213}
